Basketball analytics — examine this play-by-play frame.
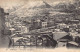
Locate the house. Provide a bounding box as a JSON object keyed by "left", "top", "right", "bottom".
{"left": 68, "top": 20, "right": 79, "bottom": 24}
{"left": 57, "top": 23, "right": 69, "bottom": 29}
{"left": 66, "top": 41, "right": 80, "bottom": 48}
{"left": 52, "top": 31, "right": 68, "bottom": 41}
{"left": 42, "top": 21, "right": 47, "bottom": 28}
{"left": 30, "top": 19, "right": 42, "bottom": 30}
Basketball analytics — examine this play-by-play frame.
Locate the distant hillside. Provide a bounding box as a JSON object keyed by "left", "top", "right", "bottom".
{"left": 6, "top": 0, "right": 80, "bottom": 24}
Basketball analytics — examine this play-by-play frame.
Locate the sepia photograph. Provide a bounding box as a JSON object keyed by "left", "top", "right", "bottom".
{"left": 0, "top": 0, "right": 80, "bottom": 52}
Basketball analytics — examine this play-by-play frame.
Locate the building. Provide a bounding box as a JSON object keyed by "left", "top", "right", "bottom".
{"left": 41, "top": 21, "right": 47, "bottom": 28}
{"left": 57, "top": 23, "right": 69, "bottom": 29}
{"left": 52, "top": 31, "right": 68, "bottom": 41}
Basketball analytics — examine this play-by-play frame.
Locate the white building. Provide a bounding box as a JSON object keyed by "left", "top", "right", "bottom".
{"left": 42, "top": 22, "right": 47, "bottom": 28}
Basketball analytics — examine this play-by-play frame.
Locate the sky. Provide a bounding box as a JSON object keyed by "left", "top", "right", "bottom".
{"left": 0, "top": 0, "right": 74, "bottom": 9}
